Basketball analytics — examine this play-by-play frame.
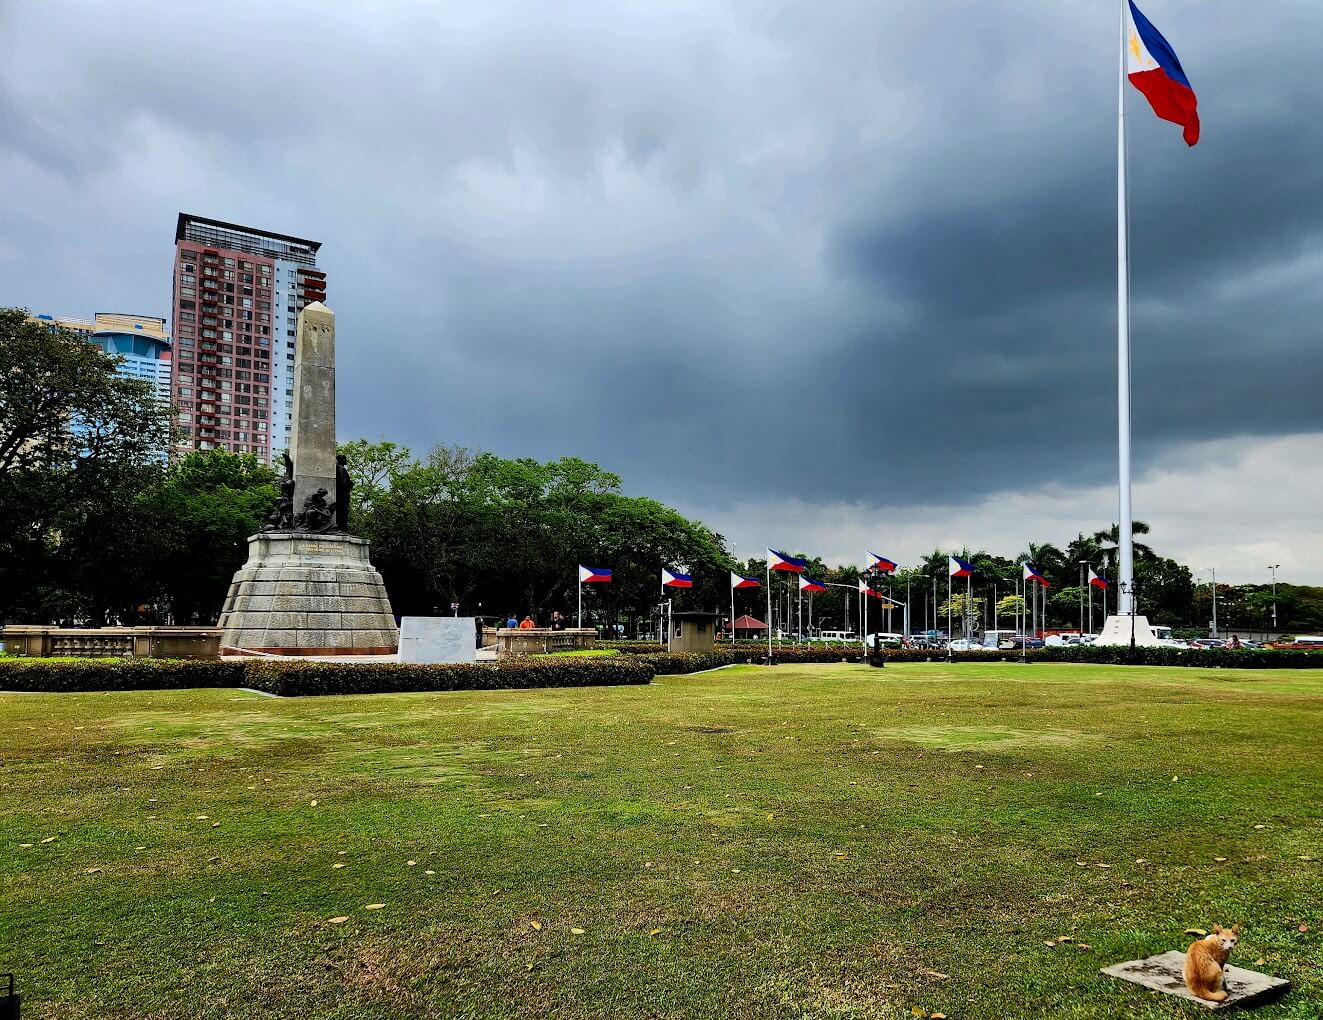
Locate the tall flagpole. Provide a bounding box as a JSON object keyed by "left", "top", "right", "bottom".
{"left": 577, "top": 576, "right": 582, "bottom": 629}
{"left": 1117, "top": 0, "right": 1135, "bottom": 617}
{"left": 731, "top": 581, "right": 736, "bottom": 645}
{"left": 766, "top": 564, "right": 773, "bottom": 661}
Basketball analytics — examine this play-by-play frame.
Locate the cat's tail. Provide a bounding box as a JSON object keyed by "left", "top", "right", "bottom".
{"left": 1200, "top": 990, "right": 1229, "bottom": 1003}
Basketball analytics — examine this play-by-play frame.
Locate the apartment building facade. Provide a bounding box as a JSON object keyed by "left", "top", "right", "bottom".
{"left": 30, "top": 311, "right": 173, "bottom": 404}
{"left": 170, "top": 213, "right": 326, "bottom": 462}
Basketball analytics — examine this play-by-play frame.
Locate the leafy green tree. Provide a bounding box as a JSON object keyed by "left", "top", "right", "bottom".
{"left": 0, "top": 308, "right": 173, "bottom": 623}
{"left": 137, "top": 451, "right": 277, "bottom": 622}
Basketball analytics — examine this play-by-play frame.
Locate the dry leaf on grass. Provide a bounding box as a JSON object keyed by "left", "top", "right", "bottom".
{"left": 332, "top": 864, "right": 345, "bottom": 870}
{"left": 1214, "top": 857, "right": 1229, "bottom": 863}
{"left": 40, "top": 837, "right": 57, "bottom": 844}
{"left": 1299, "top": 923, "right": 1309, "bottom": 933}
{"left": 327, "top": 916, "right": 349, "bottom": 924}
{"left": 571, "top": 928, "right": 585, "bottom": 935}
{"left": 364, "top": 903, "right": 385, "bottom": 911}
{"left": 529, "top": 920, "right": 542, "bottom": 930}
{"left": 85, "top": 867, "right": 102, "bottom": 874}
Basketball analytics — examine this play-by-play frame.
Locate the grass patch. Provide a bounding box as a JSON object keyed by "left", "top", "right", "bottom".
{"left": 1, "top": 661, "right": 1321, "bottom": 1019}
{"left": 535, "top": 648, "right": 621, "bottom": 657}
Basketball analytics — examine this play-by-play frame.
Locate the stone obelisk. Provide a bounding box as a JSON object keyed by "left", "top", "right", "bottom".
{"left": 291, "top": 302, "right": 337, "bottom": 510}
{"left": 217, "top": 303, "right": 398, "bottom": 656}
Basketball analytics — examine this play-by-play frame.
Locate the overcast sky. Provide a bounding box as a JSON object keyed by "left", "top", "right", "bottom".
{"left": 3, "top": 0, "right": 1320, "bottom": 583}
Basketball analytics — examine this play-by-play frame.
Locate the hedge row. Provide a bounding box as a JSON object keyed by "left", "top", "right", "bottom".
{"left": 0, "top": 658, "right": 248, "bottom": 692}
{"left": 1035, "top": 644, "right": 1323, "bottom": 668}
{"left": 4, "top": 643, "right": 1321, "bottom": 695}
{"left": 0, "top": 655, "right": 654, "bottom": 696}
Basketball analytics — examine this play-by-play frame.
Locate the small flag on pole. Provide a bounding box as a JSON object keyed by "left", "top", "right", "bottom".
{"left": 578, "top": 565, "right": 612, "bottom": 583}
{"left": 1089, "top": 568, "right": 1109, "bottom": 589}
{"left": 949, "top": 556, "right": 975, "bottom": 578}
{"left": 767, "top": 549, "right": 808, "bottom": 573}
{"left": 1023, "top": 563, "right": 1050, "bottom": 587}
{"left": 799, "top": 576, "right": 826, "bottom": 593}
{"left": 867, "top": 551, "right": 898, "bottom": 573}
{"left": 1126, "top": 0, "right": 1200, "bottom": 146}
{"left": 731, "top": 572, "right": 761, "bottom": 589}
{"left": 661, "top": 568, "right": 693, "bottom": 588}
{"left": 858, "top": 578, "right": 887, "bottom": 599}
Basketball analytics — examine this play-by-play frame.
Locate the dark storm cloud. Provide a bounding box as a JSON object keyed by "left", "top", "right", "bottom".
{"left": 2, "top": 0, "right": 1321, "bottom": 514}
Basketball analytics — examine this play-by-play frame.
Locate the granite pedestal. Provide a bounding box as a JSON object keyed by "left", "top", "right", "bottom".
{"left": 218, "top": 532, "right": 398, "bottom": 655}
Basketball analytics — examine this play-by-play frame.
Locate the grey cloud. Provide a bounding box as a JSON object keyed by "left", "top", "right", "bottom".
{"left": 2, "top": 0, "right": 1321, "bottom": 524}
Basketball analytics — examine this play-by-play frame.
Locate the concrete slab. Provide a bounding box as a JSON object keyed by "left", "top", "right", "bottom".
{"left": 1102, "top": 951, "right": 1290, "bottom": 1010}
{"left": 399, "top": 617, "right": 477, "bottom": 664}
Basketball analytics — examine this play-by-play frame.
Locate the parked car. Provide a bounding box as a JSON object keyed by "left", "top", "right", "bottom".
{"left": 818, "top": 631, "right": 856, "bottom": 643}
{"left": 866, "top": 632, "right": 904, "bottom": 650}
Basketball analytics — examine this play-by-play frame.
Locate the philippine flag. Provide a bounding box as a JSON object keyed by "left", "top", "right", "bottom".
{"left": 578, "top": 565, "right": 612, "bottom": 584}
{"left": 768, "top": 549, "right": 808, "bottom": 573}
{"left": 731, "top": 572, "right": 761, "bottom": 589}
{"left": 1127, "top": 0, "right": 1199, "bottom": 146}
{"left": 799, "top": 576, "right": 826, "bottom": 593}
{"left": 1089, "top": 568, "right": 1110, "bottom": 590}
{"left": 662, "top": 568, "right": 693, "bottom": 588}
{"left": 1023, "top": 563, "right": 1050, "bottom": 587}
{"left": 867, "top": 551, "right": 898, "bottom": 574}
{"left": 858, "top": 578, "right": 885, "bottom": 599}
{"left": 949, "top": 556, "right": 975, "bottom": 578}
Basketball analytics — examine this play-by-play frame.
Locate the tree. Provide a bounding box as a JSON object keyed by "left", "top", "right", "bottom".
{"left": 1091, "top": 521, "right": 1155, "bottom": 576}
{"left": 137, "top": 451, "right": 277, "bottom": 622}
{"left": 0, "top": 308, "right": 173, "bottom": 623}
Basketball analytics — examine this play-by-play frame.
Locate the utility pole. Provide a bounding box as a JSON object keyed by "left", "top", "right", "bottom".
{"left": 1079, "top": 560, "right": 1087, "bottom": 635}
{"left": 1203, "top": 567, "right": 1218, "bottom": 639}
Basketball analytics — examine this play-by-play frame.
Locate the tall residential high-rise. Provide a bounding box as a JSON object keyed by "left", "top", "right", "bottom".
{"left": 29, "top": 311, "right": 173, "bottom": 404}
{"left": 170, "top": 213, "right": 326, "bottom": 462}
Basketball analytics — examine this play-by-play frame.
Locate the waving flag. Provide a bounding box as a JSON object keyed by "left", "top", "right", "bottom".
{"left": 1127, "top": 0, "right": 1199, "bottom": 146}
{"left": 662, "top": 568, "right": 693, "bottom": 588}
{"left": 949, "top": 556, "right": 974, "bottom": 578}
{"left": 858, "top": 578, "right": 886, "bottom": 599}
{"left": 867, "top": 551, "right": 898, "bottom": 573}
{"left": 731, "top": 572, "right": 761, "bottom": 589}
{"left": 1023, "top": 563, "right": 1050, "bottom": 587}
{"left": 1089, "top": 568, "right": 1109, "bottom": 590}
{"left": 578, "top": 565, "right": 612, "bottom": 584}
{"left": 768, "top": 549, "right": 808, "bottom": 573}
{"left": 799, "top": 576, "right": 826, "bottom": 593}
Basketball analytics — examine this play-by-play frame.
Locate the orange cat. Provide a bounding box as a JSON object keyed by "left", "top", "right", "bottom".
{"left": 1183, "top": 923, "right": 1239, "bottom": 1003}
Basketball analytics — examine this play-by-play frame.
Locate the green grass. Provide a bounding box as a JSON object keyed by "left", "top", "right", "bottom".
{"left": 2, "top": 661, "right": 1320, "bottom": 1019}
{"left": 535, "top": 648, "right": 621, "bottom": 657}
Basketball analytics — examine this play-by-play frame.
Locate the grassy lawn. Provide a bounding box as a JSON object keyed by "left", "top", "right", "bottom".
{"left": 2, "top": 662, "right": 1320, "bottom": 1019}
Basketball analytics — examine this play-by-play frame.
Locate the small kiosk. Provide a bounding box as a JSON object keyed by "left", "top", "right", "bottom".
{"left": 669, "top": 610, "right": 721, "bottom": 653}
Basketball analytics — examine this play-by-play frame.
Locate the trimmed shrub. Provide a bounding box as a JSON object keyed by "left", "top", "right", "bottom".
{"left": 636, "top": 650, "right": 746, "bottom": 675}
{"left": 1036, "top": 645, "right": 1323, "bottom": 669}
{"left": 242, "top": 657, "right": 654, "bottom": 696}
{"left": 599, "top": 641, "right": 666, "bottom": 655}
{"left": 0, "top": 658, "right": 246, "bottom": 693}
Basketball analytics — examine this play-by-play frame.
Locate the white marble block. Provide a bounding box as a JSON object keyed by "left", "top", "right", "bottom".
{"left": 398, "top": 617, "right": 477, "bottom": 664}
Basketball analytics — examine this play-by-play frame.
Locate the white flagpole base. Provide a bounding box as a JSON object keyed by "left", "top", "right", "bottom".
{"left": 1091, "top": 614, "right": 1164, "bottom": 647}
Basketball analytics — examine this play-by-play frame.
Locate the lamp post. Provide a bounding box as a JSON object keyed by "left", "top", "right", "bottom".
{"left": 1270, "top": 563, "right": 1280, "bottom": 635}
{"left": 1079, "top": 560, "right": 1088, "bottom": 635}
{"left": 1202, "top": 567, "right": 1218, "bottom": 639}
{"left": 1120, "top": 579, "right": 1140, "bottom": 655}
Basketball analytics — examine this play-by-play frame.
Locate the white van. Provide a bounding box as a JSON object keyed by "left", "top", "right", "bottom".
{"left": 818, "top": 631, "right": 856, "bottom": 643}
{"left": 866, "top": 632, "right": 904, "bottom": 650}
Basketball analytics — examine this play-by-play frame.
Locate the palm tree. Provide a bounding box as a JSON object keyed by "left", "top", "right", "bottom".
{"left": 1091, "top": 521, "right": 1155, "bottom": 576}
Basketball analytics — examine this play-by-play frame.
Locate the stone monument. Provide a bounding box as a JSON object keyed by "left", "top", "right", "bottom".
{"left": 217, "top": 303, "right": 398, "bottom": 655}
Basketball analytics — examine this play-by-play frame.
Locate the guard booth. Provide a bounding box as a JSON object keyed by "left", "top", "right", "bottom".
{"left": 669, "top": 611, "right": 721, "bottom": 653}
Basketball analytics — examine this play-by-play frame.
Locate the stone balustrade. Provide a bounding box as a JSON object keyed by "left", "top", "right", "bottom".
{"left": 0, "top": 626, "right": 222, "bottom": 660}
{"left": 494, "top": 628, "right": 597, "bottom": 657}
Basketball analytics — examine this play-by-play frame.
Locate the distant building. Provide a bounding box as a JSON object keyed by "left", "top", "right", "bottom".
{"left": 170, "top": 213, "right": 326, "bottom": 462}
{"left": 30, "top": 311, "right": 172, "bottom": 404}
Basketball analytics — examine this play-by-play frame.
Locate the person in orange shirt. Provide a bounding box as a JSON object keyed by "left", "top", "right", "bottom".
{"left": 518, "top": 615, "right": 535, "bottom": 629}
